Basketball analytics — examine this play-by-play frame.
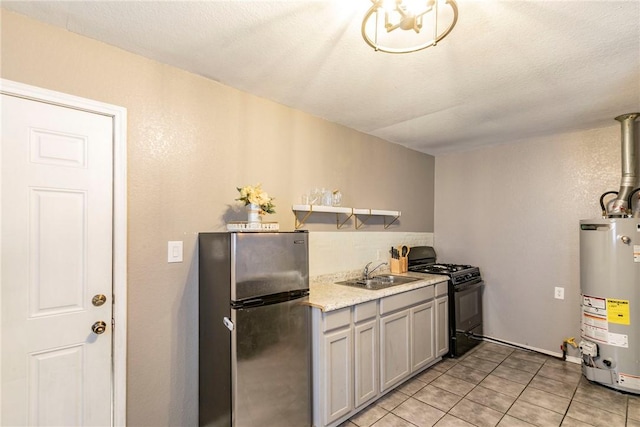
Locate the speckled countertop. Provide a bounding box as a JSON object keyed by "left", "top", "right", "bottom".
{"left": 308, "top": 270, "right": 447, "bottom": 312}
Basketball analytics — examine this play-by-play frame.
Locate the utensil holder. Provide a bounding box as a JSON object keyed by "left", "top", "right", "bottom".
{"left": 390, "top": 257, "right": 408, "bottom": 274}
{"left": 390, "top": 258, "right": 401, "bottom": 273}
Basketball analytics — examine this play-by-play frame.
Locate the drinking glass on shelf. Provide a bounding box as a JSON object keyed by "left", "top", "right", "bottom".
{"left": 332, "top": 190, "right": 342, "bottom": 207}
{"left": 309, "top": 188, "right": 321, "bottom": 205}
{"left": 321, "top": 188, "right": 332, "bottom": 206}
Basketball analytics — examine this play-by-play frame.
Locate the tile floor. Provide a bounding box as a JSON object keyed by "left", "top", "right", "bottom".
{"left": 340, "top": 341, "right": 640, "bottom": 427}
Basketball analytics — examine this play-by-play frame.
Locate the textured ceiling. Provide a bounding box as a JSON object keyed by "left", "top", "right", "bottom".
{"left": 3, "top": 0, "right": 639, "bottom": 155}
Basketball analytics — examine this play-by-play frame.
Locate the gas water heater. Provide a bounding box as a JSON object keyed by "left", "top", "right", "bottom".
{"left": 579, "top": 113, "right": 640, "bottom": 394}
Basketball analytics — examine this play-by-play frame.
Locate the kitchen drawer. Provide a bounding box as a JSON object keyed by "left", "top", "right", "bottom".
{"left": 380, "top": 286, "right": 434, "bottom": 315}
{"left": 435, "top": 281, "right": 448, "bottom": 297}
{"left": 354, "top": 300, "right": 377, "bottom": 323}
{"left": 322, "top": 307, "right": 351, "bottom": 332}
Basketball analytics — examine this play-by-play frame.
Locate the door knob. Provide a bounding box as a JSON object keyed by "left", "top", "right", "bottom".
{"left": 92, "top": 294, "right": 107, "bottom": 307}
{"left": 91, "top": 321, "right": 107, "bottom": 334}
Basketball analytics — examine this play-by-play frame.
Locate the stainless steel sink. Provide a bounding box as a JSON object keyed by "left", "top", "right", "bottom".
{"left": 335, "top": 275, "right": 419, "bottom": 290}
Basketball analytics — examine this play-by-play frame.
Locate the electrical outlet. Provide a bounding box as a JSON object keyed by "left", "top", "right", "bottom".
{"left": 554, "top": 287, "right": 565, "bottom": 300}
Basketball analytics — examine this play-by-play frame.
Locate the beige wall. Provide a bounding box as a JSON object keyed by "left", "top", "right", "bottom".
{"left": 1, "top": 10, "right": 435, "bottom": 426}
{"left": 435, "top": 125, "right": 623, "bottom": 356}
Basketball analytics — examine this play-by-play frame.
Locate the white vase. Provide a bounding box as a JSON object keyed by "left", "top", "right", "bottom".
{"left": 247, "top": 203, "right": 261, "bottom": 224}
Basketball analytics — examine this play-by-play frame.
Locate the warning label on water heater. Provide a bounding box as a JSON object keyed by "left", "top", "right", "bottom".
{"left": 582, "top": 295, "right": 608, "bottom": 343}
{"left": 581, "top": 295, "right": 630, "bottom": 347}
{"left": 607, "top": 299, "right": 630, "bottom": 325}
{"left": 634, "top": 245, "right": 640, "bottom": 262}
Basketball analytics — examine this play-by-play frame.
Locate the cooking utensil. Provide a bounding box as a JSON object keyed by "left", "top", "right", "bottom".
{"left": 401, "top": 245, "right": 408, "bottom": 257}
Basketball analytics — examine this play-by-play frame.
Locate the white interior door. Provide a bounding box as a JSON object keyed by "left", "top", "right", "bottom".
{"left": 1, "top": 94, "right": 114, "bottom": 426}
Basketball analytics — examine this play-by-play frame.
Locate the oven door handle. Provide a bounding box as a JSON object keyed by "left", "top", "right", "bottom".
{"left": 455, "top": 280, "right": 484, "bottom": 292}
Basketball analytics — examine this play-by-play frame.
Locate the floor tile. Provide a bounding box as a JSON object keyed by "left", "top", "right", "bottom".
{"left": 565, "top": 400, "right": 626, "bottom": 427}
{"left": 351, "top": 404, "right": 388, "bottom": 427}
{"left": 445, "top": 363, "right": 489, "bottom": 385}
{"left": 480, "top": 342, "right": 516, "bottom": 356}
{"left": 473, "top": 348, "right": 511, "bottom": 364}
{"left": 449, "top": 398, "right": 503, "bottom": 427}
{"left": 430, "top": 358, "right": 457, "bottom": 373}
{"left": 572, "top": 379, "right": 627, "bottom": 416}
{"left": 528, "top": 374, "right": 577, "bottom": 399}
{"left": 479, "top": 374, "right": 527, "bottom": 398}
{"left": 542, "top": 358, "right": 582, "bottom": 373}
{"left": 510, "top": 349, "right": 550, "bottom": 364}
{"left": 459, "top": 355, "right": 501, "bottom": 373}
{"left": 536, "top": 365, "right": 581, "bottom": 386}
{"left": 506, "top": 400, "right": 563, "bottom": 426}
{"left": 377, "top": 390, "right": 410, "bottom": 412}
{"left": 628, "top": 418, "right": 640, "bottom": 427}
{"left": 372, "top": 412, "right": 417, "bottom": 427}
{"left": 396, "top": 378, "right": 427, "bottom": 396}
{"left": 413, "top": 384, "right": 463, "bottom": 412}
{"left": 559, "top": 416, "right": 592, "bottom": 426}
{"left": 629, "top": 395, "right": 640, "bottom": 421}
{"left": 433, "top": 414, "right": 475, "bottom": 427}
{"left": 492, "top": 365, "right": 535, "bottom": 385}
{"left": 339, "top": 421, "right": 359, "bottom": 427}
{"left": 497, "top": 415, "right": 537, "bottom": 426}
{"left": 392, "top": 397, "right": 446, "bottom": 427}
{"left": 415, "top": 368, "right": 442, "bottom": 384}
{"left": 518, "top": 386, "right": 570, "bottom": 414}
{"left": 430, "top": 373, "right": 476, "bottom": 397}
{"left": 465, "top": 385, "right": 517, "bottom": 413}
{"left": 501, "top": 355, "right": 544, "bottom": 374}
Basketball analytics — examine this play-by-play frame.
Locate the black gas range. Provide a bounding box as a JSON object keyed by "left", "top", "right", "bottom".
{"left": 408, "top": 247, "right": 484, "bottom": 358}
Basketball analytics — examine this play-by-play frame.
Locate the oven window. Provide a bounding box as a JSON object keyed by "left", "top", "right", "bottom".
{"left": 455, "top": 284, "right": 483, "bottom": 331}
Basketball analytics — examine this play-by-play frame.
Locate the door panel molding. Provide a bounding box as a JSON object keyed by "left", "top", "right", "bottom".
{"left": 0, "top": 78, "right": 128, "bottom": 426}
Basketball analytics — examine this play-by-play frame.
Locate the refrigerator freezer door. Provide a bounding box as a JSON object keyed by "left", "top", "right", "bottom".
{"left": 231, "top": 296, "right": 311, "bottom": 427}
{"left": 232, "top": 232, "right": 309, "bottom": 301}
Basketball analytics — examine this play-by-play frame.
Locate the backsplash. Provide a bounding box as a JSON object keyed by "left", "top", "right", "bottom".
{"left": 308, "top": 231, "right": 434, "bottom": 278}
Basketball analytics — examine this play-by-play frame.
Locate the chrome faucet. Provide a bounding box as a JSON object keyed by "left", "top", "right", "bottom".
{"left": 363, "top": 261, "right": 388, "bottom": 280}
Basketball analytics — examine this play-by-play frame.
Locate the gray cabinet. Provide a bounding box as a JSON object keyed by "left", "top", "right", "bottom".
{"left": 379, "top": 286, "right": 436, "bottom": 392}
{"left": 314, "top": 307, "right": 353, "bottom": 426}
{"left": 435, "top": 292, "right": 449, "bottom": 357}
{"left": 324, "top": 328, "right": 352, "bottom": 423}
{"left": 353, "top": 301, "right": 378, "bottom": 408}
{"left": 379, "top": 309, "right": 411, "bottom": 391}
{"left": 411, "top": 301, "right": 435, "bottom": 372}
{"left": 312, "top": 281, "right": 448, "bottom": 427}
{"left": 313, "top": 301, "right": 379, "bottom": 427}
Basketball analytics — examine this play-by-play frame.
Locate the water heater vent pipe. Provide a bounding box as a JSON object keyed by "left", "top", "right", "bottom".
{"left": 608, "top": 113, "right": 640, "bottom": 216}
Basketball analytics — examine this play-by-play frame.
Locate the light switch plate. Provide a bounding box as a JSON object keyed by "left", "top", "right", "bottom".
{"left": 168, "top": 241, "right": 183, "bottom": 263}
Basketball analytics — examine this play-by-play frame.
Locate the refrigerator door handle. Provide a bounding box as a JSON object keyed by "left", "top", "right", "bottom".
{"left": 222, "top": 317, "right": 234, "bottom": 331}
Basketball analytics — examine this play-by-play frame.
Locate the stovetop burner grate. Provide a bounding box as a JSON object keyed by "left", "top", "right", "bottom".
{"left": 408, "top": 263, "right": 481, "bottom": 287}
{"left": 407, "top": 246, "right": 482, "bottom": 285}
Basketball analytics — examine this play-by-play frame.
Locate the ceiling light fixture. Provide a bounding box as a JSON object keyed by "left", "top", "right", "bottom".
{"left": 361, "top": 0, "right": 458, "bottom": 54}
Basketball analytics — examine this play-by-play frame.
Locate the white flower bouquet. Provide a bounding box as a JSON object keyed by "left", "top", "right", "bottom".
{"left": 236, "top": 184, "right": 275, "bottom": 215}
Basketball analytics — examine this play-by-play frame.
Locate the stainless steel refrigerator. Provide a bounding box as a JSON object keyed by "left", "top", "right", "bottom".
{"left": 198, "top": 231, "right": 311, "bottom": 427}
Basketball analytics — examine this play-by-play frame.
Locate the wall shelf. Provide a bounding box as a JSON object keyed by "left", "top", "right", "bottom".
{"left": 353, "top": 208, "right": 401, "bottom": 229}
{"left": 292, "top": 205, "right": 401, "bottom": 230}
